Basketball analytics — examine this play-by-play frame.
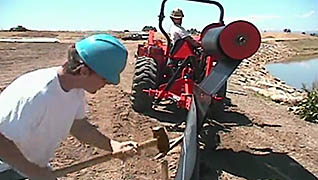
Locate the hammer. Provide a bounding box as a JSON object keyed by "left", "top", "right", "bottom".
{"left": 53, "top": 126, "right": 170, "bottom": 177}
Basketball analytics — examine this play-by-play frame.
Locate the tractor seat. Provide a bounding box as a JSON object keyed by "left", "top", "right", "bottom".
{"left": 170, "top": 39, "right": 185, "bottom": 55}
{"left": 170, "top": 38, "right": 195, "bottom": 60}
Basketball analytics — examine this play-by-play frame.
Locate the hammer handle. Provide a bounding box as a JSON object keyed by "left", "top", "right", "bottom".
{"left": 53, "top": 138, "right": 158, "bottom": 177}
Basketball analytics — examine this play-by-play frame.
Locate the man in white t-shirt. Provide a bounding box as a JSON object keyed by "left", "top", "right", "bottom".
{"left": 0, "top": 34, "right": 136, "bottom": 180}
{"left": 167, "top": 8, "right": 202, "bottom": 69}
{"left": 169, "top": 8, "right": 201, "bottom": 48}
{"left": 169, "top": 8, "right": 231, "bottom": 111}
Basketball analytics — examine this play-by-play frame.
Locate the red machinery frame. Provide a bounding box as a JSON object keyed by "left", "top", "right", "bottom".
{"left": 137, "top": 25, "right": 224, "bottom": 111}
{"left": 133, "top": 0, "right": 260, "bottom": 112}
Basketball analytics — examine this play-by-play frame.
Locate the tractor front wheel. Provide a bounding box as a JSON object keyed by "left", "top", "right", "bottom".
{"left": 131, "top": 57, "right": 157, "bottom": 112}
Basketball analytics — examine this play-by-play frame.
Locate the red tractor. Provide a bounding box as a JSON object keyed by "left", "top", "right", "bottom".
{"left": 131, "top": 1, "right": 261, "bottom": 178}
{"left": 131, "top": 0, "right": 261, "bottom": 114}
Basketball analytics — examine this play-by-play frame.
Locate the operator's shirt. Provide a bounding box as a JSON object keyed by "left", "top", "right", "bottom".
{"left": 0, "top": 67, "right": 86, "bottom": 168}
{"left": 169, "top": 23, "right": 191, "bottom": 44}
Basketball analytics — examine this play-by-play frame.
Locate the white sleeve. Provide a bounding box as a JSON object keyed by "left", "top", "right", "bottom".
{"left": 0, "top": 96, "right": 46, "bottom": 144}
{"left": 170, "top": 25, "right": 190, "bottom": 43}
{"left": 178, "top": 26, "right": 190, "bottom": 39}
{"left": 74, "top": 95, "right": 87, "bottom": 120}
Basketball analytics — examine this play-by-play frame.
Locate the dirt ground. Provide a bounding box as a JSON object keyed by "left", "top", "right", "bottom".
{"left": 1, "top": 32, "right": 318, "bottom": 180}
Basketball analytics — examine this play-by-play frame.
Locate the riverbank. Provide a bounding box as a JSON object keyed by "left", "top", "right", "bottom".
{"left": 280, "top": 38, "right": 318, "bottom": 61}
{"left": 261, "top": 32, "right": 318, "bottom": 62}
{"left": 229, "top": 33, "right": 318, "bottom": 106}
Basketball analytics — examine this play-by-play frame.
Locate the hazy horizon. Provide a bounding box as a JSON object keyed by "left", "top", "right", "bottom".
{"left": 1, "top": 0, "right": 317, "bottom": 32}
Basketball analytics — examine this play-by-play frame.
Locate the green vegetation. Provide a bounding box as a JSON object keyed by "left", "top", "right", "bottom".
{"left": 142, "top": 26, "right": 157, "bottom": 32}
{"left": 296, "top": 81, "right": 318, "bottom": 123}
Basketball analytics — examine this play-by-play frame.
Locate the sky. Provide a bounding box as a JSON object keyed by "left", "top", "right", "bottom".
{"left": 1, "top": 0, "right": 318, "bottom": 32}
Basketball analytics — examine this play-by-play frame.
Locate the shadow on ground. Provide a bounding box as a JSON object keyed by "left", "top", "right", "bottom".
{"left": 138, "top": 102, "right": 317, "bottom": 180}
{"left": 199, "top": 148, "right": 318, "bottom": 180}
{"left": 143, "top": 104, "right": 187, "bottom": 124}
{"left": 199, "top": 111, "right": 317, "bottom": 180}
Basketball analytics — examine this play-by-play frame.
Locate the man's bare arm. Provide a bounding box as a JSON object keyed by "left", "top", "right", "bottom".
{"left": 70, "top": 118, "right": 113, "bottom": 151}
{"left": 0, "top": 133, "right": 56, "bottom": 180}
{"left": 184, "top": 36, "right": 201, "bottom": 48}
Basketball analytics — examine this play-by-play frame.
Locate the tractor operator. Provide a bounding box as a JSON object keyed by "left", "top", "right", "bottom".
{"left": 167, "top": 8, "right": 202, "bottom": 68}
{"left": 169, "top": 8, "right": 232, "bottom": 108}
{"left": 0, "top": 34, "right": 137, "bottom": 180}
{"left": 169, "top": 8, "right": 201, "bottom": 49}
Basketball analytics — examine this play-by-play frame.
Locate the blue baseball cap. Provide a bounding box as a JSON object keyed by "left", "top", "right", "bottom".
{"left": 75, "top": 34, "right": 127, "bottom": 85}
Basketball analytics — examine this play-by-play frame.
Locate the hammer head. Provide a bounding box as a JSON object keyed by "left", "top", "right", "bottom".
{"left": 152, "top": 126, "right": 169, "bottom": 154}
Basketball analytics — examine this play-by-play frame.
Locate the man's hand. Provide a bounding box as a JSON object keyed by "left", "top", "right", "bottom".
{"left": 110, "top": 140, "right": 138, "bottom": 152}
{"left": 110, "top": 140, "right": 138, "bottom": 160}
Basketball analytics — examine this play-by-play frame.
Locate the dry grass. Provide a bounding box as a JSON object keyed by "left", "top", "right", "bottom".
{"left": 261, "top": 32, "right": 318, "bottom": 40}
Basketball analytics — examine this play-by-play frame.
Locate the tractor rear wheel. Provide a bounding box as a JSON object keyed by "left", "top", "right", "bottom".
{"left": 131, "top": 57, "right": 158, "bottom": 112}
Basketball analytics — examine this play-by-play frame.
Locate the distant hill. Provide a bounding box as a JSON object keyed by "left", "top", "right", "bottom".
{"left": 261, "top": 32, "right": 318, "bottom": 40}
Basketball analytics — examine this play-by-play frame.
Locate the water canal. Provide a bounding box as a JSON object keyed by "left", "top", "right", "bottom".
{"left": 266, "top": 58, "right": 318, "bottom": 89}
